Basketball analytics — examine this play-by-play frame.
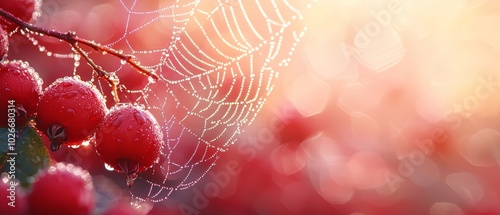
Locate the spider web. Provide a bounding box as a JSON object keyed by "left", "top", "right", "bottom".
{"left": 98, "top": 0, "right": 315, "bottom": 202}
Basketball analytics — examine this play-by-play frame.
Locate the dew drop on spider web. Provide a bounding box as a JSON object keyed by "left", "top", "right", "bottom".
{"left": 147, "top": 76, "right": 156, "bottom": 84}
{"left": 108, "top": 72, "right": 119, "bottom": 85}
{"left": 62, "top": 0, "right": 318, "bottom": 202}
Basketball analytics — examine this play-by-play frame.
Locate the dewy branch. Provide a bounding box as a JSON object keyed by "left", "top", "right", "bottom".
{"left": 0, "top": 9, "right": 159, "bottom": 103}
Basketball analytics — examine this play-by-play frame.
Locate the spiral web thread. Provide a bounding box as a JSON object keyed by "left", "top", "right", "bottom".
{"left": 102, "top": 0, "right": 316, "bottom": 202}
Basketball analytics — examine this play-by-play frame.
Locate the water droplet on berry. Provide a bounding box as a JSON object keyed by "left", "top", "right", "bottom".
{"left": 62, "top": 91, "right": 78, "bottom": 99}
{"left": 39, "top": 46, "right": 45, "bottom": 52}
{"left": 116, "top": 138, "right": 123, "bottom": 143}
{"left": 61, "top": 82, "right": 73, "bottom": 87}
{"left": 113, "top": 117, "right": 123, "bottom": 127}
{"left": 81, "top": 140, "right": 90, "bottom": 147}
{"left": 104, "top": 163, "right": 114, "bottom": 171}
{"left": 11, "top": 69, "right": 21, "bottom": 76}
{"left": 120, "top": 60, "right": 126, "bottom": 65}
{"left": 46, "top": 52, "right": 53, "bottom": 57}
{"left": 134, "top": 112, "right": 146, "bottom": 125}
{"left": 128, "top": 125, "right": 133, "bottom": 131}
{"left": 67, "top": 109, "right": 76, "bottom": 116}
{"left": 77, "top": 87, "right": 87, "bottom": 95}
{"left": 134, "top": 138, "right": 139, "bottom": 142}
{"left": 70, "top": 144, "right": 80, "bottom": 149}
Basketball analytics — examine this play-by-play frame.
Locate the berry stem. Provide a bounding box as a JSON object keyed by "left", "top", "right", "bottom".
{"left": 0, "top": 9, "right": 160, "bottom": 103}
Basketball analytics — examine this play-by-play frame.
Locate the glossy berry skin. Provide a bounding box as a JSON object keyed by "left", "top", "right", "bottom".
{"left": 0, "top": 27, "right": 7, "bottom": 59}
{"left": 36, "top": 77, "right": 107, "bottom": 151}
{"left": 95, "top": 104, "right": 164, "bottom": 187}
{"left": 27, "top": 163, "right": 95, "bottom": 215}
{"left": 0, "top": 178, "right": 26, "bottom": 215}
{"left": 0, "top": 0, "right": 42, "bottom": 32}
{"left": 0, "top": 60, "right": 43, "bottom": 127}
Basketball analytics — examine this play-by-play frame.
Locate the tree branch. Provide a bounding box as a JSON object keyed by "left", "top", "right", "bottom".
{"left": 0, "top": 9, "right": 160, "bottom": 103}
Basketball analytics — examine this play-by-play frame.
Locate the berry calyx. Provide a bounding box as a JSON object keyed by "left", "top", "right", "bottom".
{"left": 0, "top": 27, "right": 8, "bottom": 59}
{"left": 36, "top": 77, "right": 107, "bottom": 151}
{"left": 95, "top": 104, "right": 164, "bottom": 188}
{"left": 0, "top": 0, "right": 42, "bottom": 32}
{"left": 0, "top": 60, "right": 43, "bottom": 127}
{"left": 27, "top": 163, "right": 95, "bottom": 215}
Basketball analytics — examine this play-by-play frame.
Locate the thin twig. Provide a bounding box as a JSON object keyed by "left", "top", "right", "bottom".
{"left": 71, "top": 44, "right": 120, "bottom": 103}
{"left": 0, "top": 8, "right": 159, "bottom": 101}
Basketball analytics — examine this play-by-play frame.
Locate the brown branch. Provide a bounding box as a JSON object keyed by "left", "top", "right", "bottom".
{"left": 0, "top": 8, "right": 159, "bottom": 101}
{"left": 75, "top": 38, "right": 159, "bottom": 80}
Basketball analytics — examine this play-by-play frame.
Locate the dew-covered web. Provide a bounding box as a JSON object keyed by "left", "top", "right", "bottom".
{"left": 97, "top": 0, "right": 315, "bottom": 202}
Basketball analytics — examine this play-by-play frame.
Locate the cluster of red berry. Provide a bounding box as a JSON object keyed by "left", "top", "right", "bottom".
{"left": 0, "top": 1, "right": 165, "bottom": 214}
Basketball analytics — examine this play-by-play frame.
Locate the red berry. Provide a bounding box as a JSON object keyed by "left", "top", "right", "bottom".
{"left": 95, "top": 104, "right": 164, "bottom": 187}
{"left": 27, "top": 163, "right": 95, "bottom": 215}
{"left": 0, "top": 0, "right": 42, "bottom": 32}
{"left": 0, "top": 60, "right": 43, "bottom": 127}
{"left": 0, "top": 177, "right": 26, "bottom": 215}
{"left": 0, "top": 27, "right": 8, "bottom": 59}
{"left": 36, "top": 77, "right": 107, "bottom": 151}
{"left": 101, "top": 202, "right": 142, "bottom": 215}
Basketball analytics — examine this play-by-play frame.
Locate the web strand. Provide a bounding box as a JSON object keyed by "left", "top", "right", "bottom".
{"left": 109, "top": 0, "right": 316, "bottom": 202}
